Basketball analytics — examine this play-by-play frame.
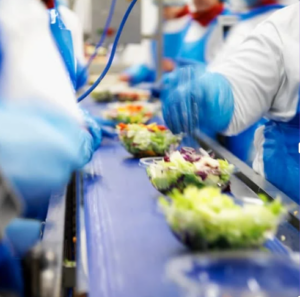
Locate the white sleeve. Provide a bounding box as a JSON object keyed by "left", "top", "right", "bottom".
{"left": 0, "top": 0, "right": 84, "bottom": 124}
{"left": 208, "top": 25, "right": 248, "bottom": 68}
{"left": 210, "top": 20, "right": 284, "bottom": 136}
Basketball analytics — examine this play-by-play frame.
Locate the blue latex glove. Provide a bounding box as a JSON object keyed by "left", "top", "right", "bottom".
{"left": 123, "top": 64, "right": 156, "bottom": 85}
{"left": 162, "top": 70, "right": 234, "bottom": 135}
{"left": 5, "top": 219, "right": 41, "bottom": 258}
{"left": 0, "top": 240, "right": 23, "bottom": 295}
{"left": 82, "top": 110, "right": 102, "bottom": 150}
{"left": 0, "top": 102, "right": 92, "bottom": 217}
{"left": 94, "top": 117, "right": 115, "bottom": 128}
{"left": 82, "top": 109, "right": 117, "bottom": 144}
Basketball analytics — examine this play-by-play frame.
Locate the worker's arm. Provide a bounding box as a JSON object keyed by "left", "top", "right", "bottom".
{"left": 209, "top": 19, "right": 284, "bottom": 135}
{"left": 162, "top": 15, "right": 285, "bottom": 135}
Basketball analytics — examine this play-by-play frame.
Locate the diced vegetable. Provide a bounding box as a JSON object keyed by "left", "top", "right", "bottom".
{"left": 91, "top": 90, "right": 114, "bottom": 102}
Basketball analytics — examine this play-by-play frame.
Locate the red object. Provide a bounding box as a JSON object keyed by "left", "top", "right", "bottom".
{"left": 256, "top": 0, "right": 278, "bottom": 7}
{"left": 192, "top": 3, "right": 224, "bottom": 27}
{"left": 106, "top": 28, "right": 116, "bottom": 37}
{"left": 175, "top": 5, "right": 190, "bottom": 19}
{"left": 41, "top": 0, "right": 55, "bottom": 9}
{"left": 157, "top": 125, "right": 167, "bottom": 131}
{"left": 117, "top": 123, "right": 127, "bottom": 131}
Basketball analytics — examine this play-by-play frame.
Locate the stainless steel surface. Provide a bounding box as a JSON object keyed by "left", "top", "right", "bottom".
{"left": 89, "top": 62, "right": 129, "bottom": 75}
{"left": 156, "top": 0, "right": 164, "bottom": 81}
{"left": 41, "top": 250, "right": 57, "bottom": 297}
{"left": 76, "top": 173, "right": 89, "bottom": 295}
{"left": 42, "top": 189, "right": 67, "bottom": 297}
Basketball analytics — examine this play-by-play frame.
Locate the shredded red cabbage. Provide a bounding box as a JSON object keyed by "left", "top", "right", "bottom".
{"left": 196, "top": 171, "right": 208, "bottom": 181}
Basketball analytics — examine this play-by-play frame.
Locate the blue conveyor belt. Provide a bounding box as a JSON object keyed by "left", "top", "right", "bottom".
{"left": 82, "top": 100, "right": 298, "bottom": 297}
{"left": 84, "top": 134, "right": 187, "bottom": 297}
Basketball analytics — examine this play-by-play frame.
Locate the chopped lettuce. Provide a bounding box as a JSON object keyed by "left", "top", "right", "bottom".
{"left": 159, "top": 187, "right": 286, "bottom": 250}
{"left": 147, "top": 148, "right": 234, "bottom": 193}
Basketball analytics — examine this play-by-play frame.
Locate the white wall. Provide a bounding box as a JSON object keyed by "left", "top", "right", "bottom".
{"left": 141, "top": 0, "right": 158, "bottom": 35}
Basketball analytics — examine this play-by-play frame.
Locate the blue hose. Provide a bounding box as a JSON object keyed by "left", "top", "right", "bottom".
{"left": 77, "top": 0, "right": 138, "bottom": 102}
{"left": 76, "top": 0, "right": 117, "bottom": 83}
{"left": 87, "top": 0, "right": 117, "bottom": 67}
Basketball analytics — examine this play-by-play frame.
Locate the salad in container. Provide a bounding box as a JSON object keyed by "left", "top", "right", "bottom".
{"left": 103, "top": 102, "right": 157, "bottom": 124}
{"left": 159, "top": 186, "right": 286, "bottom": 250}
{"left": 116, "top": 89, "right": 150, "bottom": 102}
{"left": 117, "top": 123, "right": 182, "bottom": 158}
{"left": 142, "top": 147, "right": 234, "bottom": 193}
{"left": 91, "top": 89, "right": 114, "bottom": 102}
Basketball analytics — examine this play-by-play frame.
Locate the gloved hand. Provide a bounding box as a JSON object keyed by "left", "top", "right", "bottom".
{"left": 82, "top": 109, "right": 102, "bottom": 150}
{"left": 121, "top": 64, "right": 155, "bottom": 86}
{"left": 82, "top": 109, "right": 117, "bottom": 146}
{"left": 5, "top": 219, "right": 41, "bottom": 258}
{"left": 0, "top": 102, "right": 92, "bottom": 217}
{"left": 161, "top": 70, "right": 234, "bottom": 135}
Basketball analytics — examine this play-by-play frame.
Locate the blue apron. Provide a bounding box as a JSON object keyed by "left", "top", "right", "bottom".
{"left": 263, "top": 97, "right": 300, "bottom": 203}
{"left": 151, "top": 18, "right": 192, "bottom": 72}
{"left": 49, "top": 2, "right": 76, "bottom": 90}
{"left": 225, "top": 4, "right": 285, "bottom": 165}
{"left": 176, "top": 8, "right": 231, "bottom": 66}
{"left": 240, "top": 3, "right": 284, "bottom": 21}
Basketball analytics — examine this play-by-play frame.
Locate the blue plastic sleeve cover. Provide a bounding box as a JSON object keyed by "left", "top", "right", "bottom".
{"left": 5, "top": 218, "right": 41, "bottom": 258}
{"left": 162, "top": 70, "right": 234, "bottom": 135}
{"left": 81, "top": 109, "right": 102, "bottom": 151}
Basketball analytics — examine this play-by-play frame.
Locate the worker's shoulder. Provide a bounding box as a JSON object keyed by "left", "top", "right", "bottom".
{"left": 262, "top": 3, "right": 299, "bottom": 31}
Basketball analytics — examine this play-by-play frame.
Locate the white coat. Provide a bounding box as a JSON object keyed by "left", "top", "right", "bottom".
{"left": 210, "top": 6, "right": 283, "bottom": 67}
{"left": 211, "top": 3, "right": 299, "bottom": 200}
{"left": 0, "top": 0, "right": 83, "bottom": 123}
